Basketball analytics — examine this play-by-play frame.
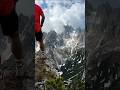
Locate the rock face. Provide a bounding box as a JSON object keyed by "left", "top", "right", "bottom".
{"left": 35, "top": 25, "right": 85, "bottom": 89}
{"left": 0, "top": 15, "right": 35, "bottom": 90}
{"left": 86, "top": 2, "right": 120, "bottom": 90}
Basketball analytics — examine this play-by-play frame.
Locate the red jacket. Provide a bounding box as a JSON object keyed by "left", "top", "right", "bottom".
{"left": 0, "top": 0, "right": 16, "bottom": 16}
{"left": 35, "top": 4, "right": 44, "bottom": 32}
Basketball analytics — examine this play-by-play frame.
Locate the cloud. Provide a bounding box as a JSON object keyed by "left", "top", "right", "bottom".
{"left": 36, "top": 0, "right": 85, "bottom": 33}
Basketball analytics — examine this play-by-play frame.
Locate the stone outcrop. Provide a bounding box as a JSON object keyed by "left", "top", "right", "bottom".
{"left": 86, "top": 2, "right": 120, "bottom": 90}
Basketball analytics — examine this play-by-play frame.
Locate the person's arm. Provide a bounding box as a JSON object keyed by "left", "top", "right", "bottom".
{"left": 39, "top": 6, "right": 45, "bottom": 27}
{"left": 41, "top": 14, "right": 45, "bottom": 27}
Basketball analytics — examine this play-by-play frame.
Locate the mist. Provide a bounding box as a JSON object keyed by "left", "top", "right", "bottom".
{"left": 36, "top": 0, "right": 85, "bottom": 33}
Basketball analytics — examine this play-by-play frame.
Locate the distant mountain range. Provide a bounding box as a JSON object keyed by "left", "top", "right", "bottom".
{"left": 35, "top": 24, "right": 85, "bottom": 89}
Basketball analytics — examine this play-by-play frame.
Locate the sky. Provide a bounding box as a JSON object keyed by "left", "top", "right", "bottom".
{"left": 35, "top": 0, "right": 85, "bottom": 33}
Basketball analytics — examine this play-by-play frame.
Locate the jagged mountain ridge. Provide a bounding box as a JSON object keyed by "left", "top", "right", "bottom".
{"left": 44, "top": 25, "right": 84, "bottom": 71}
{"left": 35, "top": 24, "right": 85, "bottom": 90}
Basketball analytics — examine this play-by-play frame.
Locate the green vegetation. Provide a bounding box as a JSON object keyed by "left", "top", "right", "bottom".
{"left": 46, "top": 78, "right": 66, "bottom": 90}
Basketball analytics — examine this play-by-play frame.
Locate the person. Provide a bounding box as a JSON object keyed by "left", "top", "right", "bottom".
{"left": 0, "top": 0, "right": 24, "bottom": 76}
{"left": 35, "top": 4, "right": 46, "bottom": 58}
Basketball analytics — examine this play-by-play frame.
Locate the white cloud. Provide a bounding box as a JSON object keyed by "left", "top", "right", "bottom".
{"left": 35, "top": 0, "right": 42, "bottom": 5}
{"left": 37, "top": 0, "right": 85, "bottom": 33}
